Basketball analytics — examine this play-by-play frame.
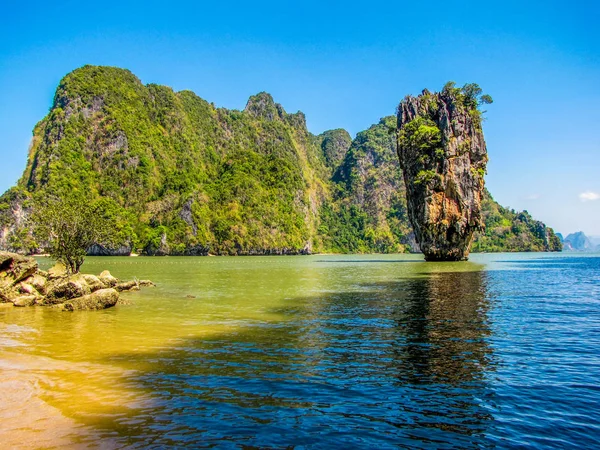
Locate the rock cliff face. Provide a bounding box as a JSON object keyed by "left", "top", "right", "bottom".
{"left": 397, "top": 88, "right": 488, "bottom": 261}
{"left": 322, "top": 117, "right": 412, "bottom": 253}
{"left": 317, "top": 129, "right": 352, "bottom": 171}
{"left": 0, "top": 67, "right": 561, "bottom": 255}
{"left": 0, "top": 66, "right": 327, "bottom": 256}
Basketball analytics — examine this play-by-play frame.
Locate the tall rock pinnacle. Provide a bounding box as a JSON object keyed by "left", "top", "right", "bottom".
{"left": 396, "top": 84, "right": 490, "bottom": 261}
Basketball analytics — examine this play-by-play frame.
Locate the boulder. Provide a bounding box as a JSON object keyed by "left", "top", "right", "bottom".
{"left": 98, "top": 270, "right": 118, "bottom": 287}
{"left": 29, "top": 274, "right": 47, "bottom": 295}
{"left": 0, "top": 286, "right": 19, "bottom": 303}
{"left": 115, "top": 280, "right": 138, "bottom": 292}
{"left": 47, "top": 262, "right": 68, "bottom": 279}
{"left": 80, "top": 274, "right": 106, "bottom": 292}
{"left": 17, "top": 282, "right": 36, "bottom": 295}
{"left": 0, "top": 255, "right": 151, "bottom": 309}
{"left": 12, "top": 295, "right": 38, "bottom": 307}
{"left": 47, "top": 278, "right": 91, "bottom": 302}
{"left": 62, "top": 288, "right": 119, "bottom": 311}
{"left": 0, "top": 252, "right": 38, "bottom": 289}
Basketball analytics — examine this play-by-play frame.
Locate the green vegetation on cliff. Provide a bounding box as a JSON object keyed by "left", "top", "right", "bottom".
{"left": 6, "top": 66, "right": 327, "bottom": 255}
{"left": 472, "top": 190, "right": 562, "bottom": 252}
{"left": 320, "top": 117, "right": 411, "bottom": 253}
{"left": 0, "top": 67, "right": 561, "bottom": 255}
{"left": 315, "top": 128, "right": 352, "bottom": 172}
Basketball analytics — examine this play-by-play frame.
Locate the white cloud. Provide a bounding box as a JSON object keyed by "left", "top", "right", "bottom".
{"left": 579, "top": 191, "right": 600, "bottom": 202}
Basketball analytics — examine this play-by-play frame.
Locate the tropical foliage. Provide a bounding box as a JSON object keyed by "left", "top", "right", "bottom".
{"left": 472, "top": 190, "right": 562, "bottom": 252}
{"left": 30, "top": 192, "right": 121, "bottom": 273}
{"left": 0, "top": 67, "right": 561, "bottom": 254}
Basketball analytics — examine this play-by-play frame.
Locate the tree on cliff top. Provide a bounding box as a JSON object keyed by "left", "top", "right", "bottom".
{"left": 30, "top": 193, "right": 119, "bottom": 273}
{"left": 442, "top": 82, "right": 493, "bottom": 109}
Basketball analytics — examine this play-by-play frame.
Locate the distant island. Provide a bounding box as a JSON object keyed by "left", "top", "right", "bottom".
{"left": 0, "top": 65, "right": 562, "bottom": 256}
{"left": 559, "top": 231, "right": 600, "bottom": 252}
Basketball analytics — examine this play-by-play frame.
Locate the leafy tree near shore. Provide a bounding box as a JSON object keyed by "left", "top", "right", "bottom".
{"left": 30, "top": 193, "right": 120, "bottom": 273}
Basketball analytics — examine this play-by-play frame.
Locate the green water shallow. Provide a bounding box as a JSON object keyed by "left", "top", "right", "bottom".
{"left": 6, "top": 254, "right": 480, "bottom": 363}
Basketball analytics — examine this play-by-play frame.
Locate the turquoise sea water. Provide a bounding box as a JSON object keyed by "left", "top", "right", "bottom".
{"left": 1, "top": 253, "right": 599, "bottom": 448}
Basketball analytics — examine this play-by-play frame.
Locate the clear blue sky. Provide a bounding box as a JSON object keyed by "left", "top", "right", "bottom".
{"left": 1, "top": 0, "right": 598, "bottom": 235}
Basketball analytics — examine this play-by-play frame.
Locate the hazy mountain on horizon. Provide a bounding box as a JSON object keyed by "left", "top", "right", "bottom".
{"left": 587, "top": 235, "right": 600, "bottom": 248}
{"left": 562, "top": 231, "right": 599, "bottom": 252}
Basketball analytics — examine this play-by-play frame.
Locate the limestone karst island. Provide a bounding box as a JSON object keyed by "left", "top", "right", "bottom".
{"left": 3, "top": 0, "right": 599, "bottom": 446}
{"left": 0, "top": 66, "right": 561, "bottom": 272}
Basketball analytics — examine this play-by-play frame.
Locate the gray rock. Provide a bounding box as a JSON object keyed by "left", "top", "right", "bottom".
{"left": 0, "top": 252, "right": 38, "bottom": 288}
{"left": 98, "top": 270, "right": 118, "bottom": 287}
{"left": 179, "top": 198, "right": 197, "bottom": 236}
{"left": 80, "top": 274, "right": 106, "bottom": 292}
{"left": 87, "top": 244, "right": 132, "bottom": 256}
{"left": 401, "top": 232, "right": 421, "bottom": 253}
{"left": 143, "top": 232, "right": 169, "bottom": 256}
{"left": 62, "top": 288, "right": 119, "bottom": 311}
{"left": 12, "top": 295, "right": 38, "bottom": 307}
{"left": 244, "top": 92, "right": 286, "bottom": 122}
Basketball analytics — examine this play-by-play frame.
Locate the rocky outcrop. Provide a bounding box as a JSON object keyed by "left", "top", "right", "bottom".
{"left": 318, "top": 129, "right": 352, "bottom": 171}
{"left": 244, "top": 92, "right": 307, "bottom": 130}
{"left": 0, "top": 252, "right": 153, "bottom": 309}
{"left": 98, "top": 269, "right": 118, "bottom": 287}
{"left": 0, "top": 251, "right": 38, "bottom": 289}
{"left": 1, "top": 66, "right": 564, "bottom": 256}
{"left": 87, "top": 244, "right": 132, "bottom": 256}
{"left": 143, "top": 232, "right": 170, "bottom": 256}
{"left": 0, "top": 189, "right": 35, "bottom": 253}
{"left": 397, "top": 88, "right": 488, "bottom": 261}
{"left": 46, "top": 277, "right": 91, "bottom": 303}
{"left": 62, "top": 288, "right": 119, "bottom": 311}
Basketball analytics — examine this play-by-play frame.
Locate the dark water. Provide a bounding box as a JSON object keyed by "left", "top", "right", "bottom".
{"left": 1, "top": 253, "right": 599, "bottom": 448}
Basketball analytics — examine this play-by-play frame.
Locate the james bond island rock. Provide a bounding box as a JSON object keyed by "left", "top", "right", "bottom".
{"left": 397, "top": 83, "right": 491, "bottom": 261}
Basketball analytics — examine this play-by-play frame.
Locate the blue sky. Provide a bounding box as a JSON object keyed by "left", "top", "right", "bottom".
{"left": 1, "top": 0, "right": 598, "bottom": 235}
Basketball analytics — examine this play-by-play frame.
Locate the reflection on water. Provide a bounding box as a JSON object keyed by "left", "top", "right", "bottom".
{"left": 1, "top": 254, "right": 599, "bottom": 448}
{"left": 87, "top": 261, "right": 495, "bottom": 448}
{"left": 399, "top": 271, "right": 493, "bottom": 384}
